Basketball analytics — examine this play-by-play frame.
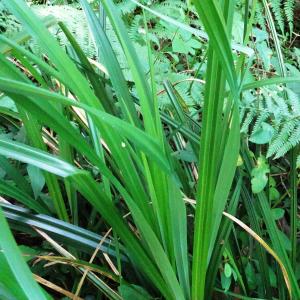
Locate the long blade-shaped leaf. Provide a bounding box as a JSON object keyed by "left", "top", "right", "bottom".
{"left": 192, "top": 1, "right": 239, "bottom": 299}
{"left": 0, "top": 206, "right": 51, "bottom": 300}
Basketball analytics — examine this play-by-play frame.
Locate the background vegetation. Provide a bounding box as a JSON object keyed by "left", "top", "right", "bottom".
{"left": 0, "top": 0, "right": 299, "bottom": 299}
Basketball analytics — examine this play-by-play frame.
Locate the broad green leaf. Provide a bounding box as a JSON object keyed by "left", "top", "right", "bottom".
{"left": 271, "top": 208, "right": 285, "bottom": 220}
{"left": 251, "top": 156, "right": 270, "bottom": 193}
{"left": 278, "top": 231, "right": 292, "bottom": 252}
{"left": 224, "top": 263, "right": 232, "bottom": 278}
{"left": 270, "top": 186, "right": 280, "bottom": 201}
{"left": 174, "top": 150, "right": 197, "bottom": 163}
{"left": 249, "top": 122, "right": 275, "bottom": 144}
{"left": 173, "top": 36, "right": 188, "bottom": 54}
{"left": 221, "top": 272, "right": 232, "bottom": 291}
{"left": 256, "top": 42, "right": 273, "bottom": 71}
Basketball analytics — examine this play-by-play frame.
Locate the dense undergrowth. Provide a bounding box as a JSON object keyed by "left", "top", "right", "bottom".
{"left": 0, "top": 0, "right": 299, "bottom": 299}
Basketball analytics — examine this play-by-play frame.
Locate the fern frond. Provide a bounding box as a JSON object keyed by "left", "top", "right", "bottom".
{"left": 265, "top": 93, "right": 274, "bottom": 112}
{"left": 284, "top": 0, "right": 295, "bottom": 35}
{"left": 271, "top": 0, "right": 284, "bottom": 34}
{"left": 267, "top": 120, "right": 297, "bottom": 157}
{"left": 117, "top": 0, "right": 138, "bottom": 15}
{"left": 241, "top": 110, "right": 256, "bottom": 133}
{"left": 240, "top": 107, "right": 246, "bottom": 122}
{"left": 255, "top": 2, "right": 267, "bottom": 32}
{"left": 30, "top": 5, "right": 97, "bottom": 57}
{"left": 128, "top": 15, "right": 143, "bottom": 42}
{"left": 274, "top": 141, "right": 292, "bottom": 158}
{"left": 243, "top": 84, "right": 300, "bottom": 160}
{"left": 252, "top": 111, "right": 270, "bottom": 133}
{"left": 153, "top": 0, "right": 187, "bottom": 21}
{"left": 286, "top": 87, "right": 300, "bottom": 115}
{"left": 273, "top": 93, "right": 289, "bottom": 116}
{"left": 287, "top": 123, "right": 300, "bottom": 147}
{"left": 274, "top": 124, "right": 300, "bottom": 158}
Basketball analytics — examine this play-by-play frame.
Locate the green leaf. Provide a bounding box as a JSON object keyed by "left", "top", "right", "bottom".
{"left": 118, "top": 284, "right": 152, "bottom": 300}
{"left": 27, "top": 165, "right": 45, "bottom": 199}
{"left": 173, "top": 36, "right": 188, "bottom": 54}
{"left": 245, "top": 263, "right": 257, "bottom": 290}
{"left": 0, "top": 95, "right": 17, "bottom": 112}
{"left": 251, "top": 156, "right": 270, "bottom": 193}
{"left": 271, "top": 208, "right": 285, "bottom": 220}
{"left": 221, "top": 272, "right": 231, "bottom": 291}
{"left": 256, "top": 42, "right": 273, "bottom": 71}
{"left": 270, "top": 187, "right": 280, "bottom": 201}
{"left": 269, "top": 267, "right": 277, "bottom": 287}
{"left": 174, "top": 150, "right": 197, "bottom": 163}
{"left": 249, "top": 122, "right": 275, "bottom": 144}
{"left": 278, "top": 231, "right": 292, "bottom": 251}
{"left": 224, "top": 263, "right": 232, "bottom": 278}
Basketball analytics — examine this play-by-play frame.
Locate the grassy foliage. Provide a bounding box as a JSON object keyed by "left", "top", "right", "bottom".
{"left": 0, "top": 0, "right": 299, "bottom": 299}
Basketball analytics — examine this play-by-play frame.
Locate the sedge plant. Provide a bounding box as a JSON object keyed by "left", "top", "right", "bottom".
{"left": 0, "top": 0, "right": 299, "bottom": 299}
